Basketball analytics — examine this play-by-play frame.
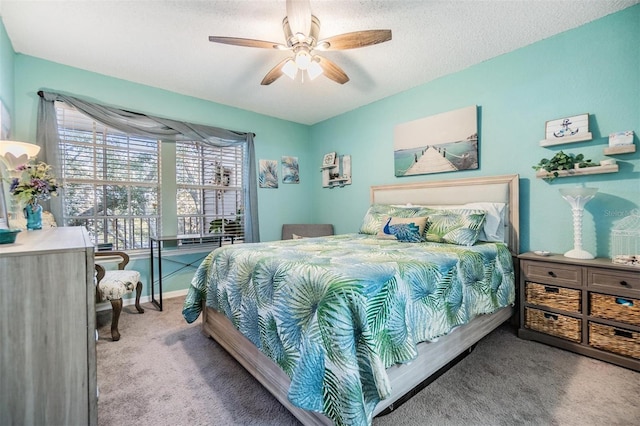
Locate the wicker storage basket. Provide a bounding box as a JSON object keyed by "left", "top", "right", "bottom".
{"left": 526, "top": 282, "right": 581, "bottom": 312}
{"left": 589, "top": 322, "right": 640, "bottom": 360}
{"left": 590, "top": 293, "right": 640, "bottom": 327}
{"left": 525, "top": 307, "right": 581, "bottom": 342}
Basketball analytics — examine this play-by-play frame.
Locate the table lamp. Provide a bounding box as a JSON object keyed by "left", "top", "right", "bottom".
{"left": 0, "top": 140, "right": 41, "bottom": 172}
{"left": 0, "top": 140, "right": 41, "bottom": 229}
{"left": 559, "top": 186, "right": 598, "bottom": 259}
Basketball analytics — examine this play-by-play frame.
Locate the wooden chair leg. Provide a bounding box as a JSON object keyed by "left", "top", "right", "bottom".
{"left": 135, "top": 282, "right": 144, "bottom": 314}
{"left": 110, "top": 298, "right": 123, "bottom": 342}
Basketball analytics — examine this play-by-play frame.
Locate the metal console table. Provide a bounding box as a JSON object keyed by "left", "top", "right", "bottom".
{"left": 150, "top": 233, "right": 235, "bottom": 311}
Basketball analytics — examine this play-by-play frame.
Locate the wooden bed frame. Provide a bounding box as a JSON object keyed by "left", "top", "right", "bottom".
{"left": 201, "top": 174, "right": 520, "bottom": 425}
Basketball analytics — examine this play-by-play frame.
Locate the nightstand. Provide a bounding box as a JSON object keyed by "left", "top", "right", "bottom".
{"left": 518, "top": 252, "right": 639, "bottom": 371}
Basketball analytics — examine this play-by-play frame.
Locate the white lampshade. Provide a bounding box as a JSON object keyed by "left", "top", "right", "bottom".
{"left": 294, "top": 50, "right": 312, "bottom": 70}
{"left": 0, "top": 140, "right": 41, "bottom": 170}
{"left": 282, "top": 59, "right": 298, "bottom": 80}
{"left": 307, "top": 59, "right": 323, "bottom": 80}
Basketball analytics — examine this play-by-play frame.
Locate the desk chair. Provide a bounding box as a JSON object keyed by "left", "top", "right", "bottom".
{"left": 95, "top": 251, "right": 144, "bottom": 341}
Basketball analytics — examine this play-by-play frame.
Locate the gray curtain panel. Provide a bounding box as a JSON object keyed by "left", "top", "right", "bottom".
{"left": 36, "top": 90, "right": 259, "bottom": 242}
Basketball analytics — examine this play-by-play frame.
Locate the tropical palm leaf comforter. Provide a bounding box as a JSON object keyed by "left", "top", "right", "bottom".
{"left": 182, "top": 233, "right": 515, "bottom": 426}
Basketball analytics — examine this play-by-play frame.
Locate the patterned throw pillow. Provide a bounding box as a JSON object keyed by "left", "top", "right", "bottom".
{"left": 360, "top": 204, "right": 431, "bottom": 235}
{"left": 378, "top": 216, "right": 428, "bottom": 242}
{"left": 425, "top": 209, "right": 487, "bottom": 246}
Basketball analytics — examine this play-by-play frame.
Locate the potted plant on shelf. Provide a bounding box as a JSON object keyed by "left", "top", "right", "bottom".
{"left": 532, "top": 151, "right": 595, "bottom": 181}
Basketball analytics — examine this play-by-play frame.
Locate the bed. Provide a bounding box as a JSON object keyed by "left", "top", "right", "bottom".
{"left": 182, "top": 174, "right": 519, "bottom": 426}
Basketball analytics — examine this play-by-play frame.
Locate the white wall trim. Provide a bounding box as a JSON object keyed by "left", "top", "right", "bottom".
{"left": 96, "top": 288, "right": 190, "bottom": 312}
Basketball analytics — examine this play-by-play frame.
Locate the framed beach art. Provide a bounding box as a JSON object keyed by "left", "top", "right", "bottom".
{"left": 393, "top": 105, "right": 478, "bottom": 177}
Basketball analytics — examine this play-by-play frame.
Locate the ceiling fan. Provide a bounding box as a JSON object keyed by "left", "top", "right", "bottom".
{"left": 208, "top": 0, "right": 392, "bottom": 85}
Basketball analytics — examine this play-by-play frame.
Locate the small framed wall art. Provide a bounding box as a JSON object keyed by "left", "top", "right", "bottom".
{"left": 258, "top": 159, "right": 278, "bottom": 188}
{"left": 281, "top": 156, "right": 299, "bottom": 184}
{"left": 322, "top": 152, "right": 336, "bottom": 168}
{"left": 540, "top": 113, "right": 592, "bottom": 147}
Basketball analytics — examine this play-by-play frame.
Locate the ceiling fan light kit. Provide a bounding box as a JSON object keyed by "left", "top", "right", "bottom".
{"left": 209, "top": 0, "right": 391, "bottom": 85}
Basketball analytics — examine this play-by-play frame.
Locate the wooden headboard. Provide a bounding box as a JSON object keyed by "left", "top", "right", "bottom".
{"left": 370, "top": 174, "right": 519, "bottom": 254}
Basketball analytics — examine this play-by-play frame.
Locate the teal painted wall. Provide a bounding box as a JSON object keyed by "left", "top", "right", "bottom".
{"left": 310, "top": 5, "right": 640, "bottom": 258}
{"left": 12, "top": 55, "right": 312, "bottom": 243}
{"left": 0, "top": 17, "right": 14, "bottom": 128}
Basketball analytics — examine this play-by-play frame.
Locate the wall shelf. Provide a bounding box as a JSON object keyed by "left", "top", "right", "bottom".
{"left": 603, "top": 145, "right": 635, "bottom": 155}
{"left": 535, "top": 164, "right": 619, "bottom": 179}
{"left": 321, "top": 154, "right": 352, "bottom": 188}
{"left": 540, "top": 132, "right": 592, "bottom": 147}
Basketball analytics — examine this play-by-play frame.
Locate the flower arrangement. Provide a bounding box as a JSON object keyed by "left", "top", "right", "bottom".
{"left": 8, "top": 161, "right": 60, "bottom": 205}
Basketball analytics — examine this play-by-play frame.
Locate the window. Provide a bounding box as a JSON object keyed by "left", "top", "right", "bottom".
{"left": 57, "top": 104, "right": 160, "bottom": 250}
{"left": 55, "top": 103, "right": 246, "bottom": 250}
{"left": 176, "top": 140, "right": 244, "bottom": 241}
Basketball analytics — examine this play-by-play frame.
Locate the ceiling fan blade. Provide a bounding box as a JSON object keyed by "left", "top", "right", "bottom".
{"left": 209, "top": 36, "right": 285, "bottom": 50}
{"left": 317, "top": 56, "right": 349, "bottom": 84}
{"left": 317, "top": 30, "right": 392, "bottom": 50}
{"left": 286, "top": 0, "right": 312, "bottom": 36}
{"left": 260, "top": 58, "right": 290, "bottom": 85}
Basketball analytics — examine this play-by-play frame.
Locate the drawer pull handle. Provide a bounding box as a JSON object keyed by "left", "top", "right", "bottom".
{"left": 543, "top": 313, "right": 558, "bottom": 321}
{"left": 547, "top": 271, "right": 556, "bottom": 277}
{"left": 613, "top": 329, "right": 633, "bottom": 339}
{"left": 544, "top": 286, "right": 559, "bottom": 293}
{"left": 615, "top": 298, "right": 634, "bottom": 307}
{"left": 619, "top": 280, "right": 629, "bottom": 287}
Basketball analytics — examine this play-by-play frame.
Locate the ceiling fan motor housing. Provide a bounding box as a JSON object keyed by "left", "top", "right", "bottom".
{"left": 282, "top": 15, "right": 320, "bottom": 49}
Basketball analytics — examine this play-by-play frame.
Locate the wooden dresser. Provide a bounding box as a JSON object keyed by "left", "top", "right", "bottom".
{"left": 518, "top": 252, "right": 639, "bottom": 371}
{"left": 0, "top": 227, "right": 97, "bottom": 425}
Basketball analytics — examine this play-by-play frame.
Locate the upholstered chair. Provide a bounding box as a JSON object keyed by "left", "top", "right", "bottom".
{"left": 95, "top": 251, "right": 144, "bottom": 341}
{"left": 281, "top": 224, "right": 334, "bottom": 240}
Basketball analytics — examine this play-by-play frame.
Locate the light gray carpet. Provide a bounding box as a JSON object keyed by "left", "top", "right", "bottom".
{"left": 97, "top": 296, "right": 640, "bottom": 426}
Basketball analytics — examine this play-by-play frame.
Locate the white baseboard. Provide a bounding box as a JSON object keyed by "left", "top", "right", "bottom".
{"left": 96, "top": 288, "right": 190, "bottom": 312}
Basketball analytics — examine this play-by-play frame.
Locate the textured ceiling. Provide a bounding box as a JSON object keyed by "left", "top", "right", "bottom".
{"left": 1, "top": 1, "right": 638, "bottom": 125}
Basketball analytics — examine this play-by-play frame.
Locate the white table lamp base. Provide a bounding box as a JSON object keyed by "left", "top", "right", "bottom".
{"left": 564, "top": 248, "right": 595, "bottom": 259}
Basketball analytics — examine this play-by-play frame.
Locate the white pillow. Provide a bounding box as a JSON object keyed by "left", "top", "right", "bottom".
{"left": 463, "top": 202, "right": 506, "bottom": 242}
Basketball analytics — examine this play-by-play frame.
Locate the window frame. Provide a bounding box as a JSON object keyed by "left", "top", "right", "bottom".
{"left": 54, "top": 103, "right": 246, "bottom": 251}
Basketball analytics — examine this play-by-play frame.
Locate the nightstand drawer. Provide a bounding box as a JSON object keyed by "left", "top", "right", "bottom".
{"left": 525, "top": 307, "right": 581, "bottom": 343}
{"left": 590, "top": 293, "right": 640, "bottom": 327}
{"left": 589, "top": 322, "right": 640, "bottom": 360}
{"left": 587, "top": 268, "right": 640, "bottom": 296}
{"left": 522, "top": 260, "right": 581, "bottom": 287}
{"left": 526, "top": 282, "right": 581, "bottom": 313}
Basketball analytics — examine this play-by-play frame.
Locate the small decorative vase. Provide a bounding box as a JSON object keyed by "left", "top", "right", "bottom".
{"left": 24, "top": 200, "right": 43, "bottom": 230}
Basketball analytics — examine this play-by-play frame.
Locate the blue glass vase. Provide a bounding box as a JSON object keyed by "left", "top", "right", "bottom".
{"left": 24, "top": 201, "right": 43, "bottom": 230}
